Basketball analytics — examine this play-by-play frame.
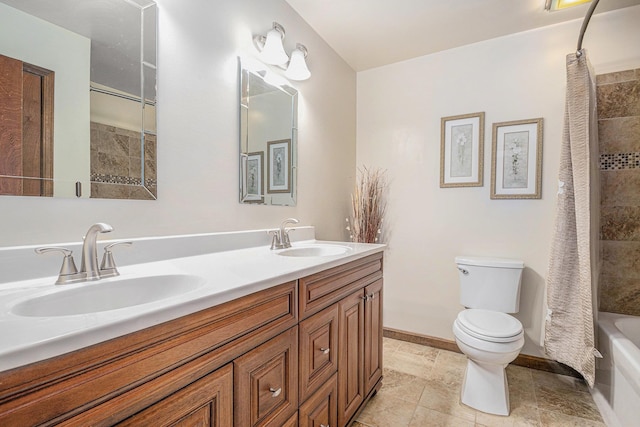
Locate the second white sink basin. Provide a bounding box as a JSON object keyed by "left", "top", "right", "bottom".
{"left": 277, "top": 244, "right": 352, "bottom": 258}
{"left": 11, "top": 274, "right": 205, "bottom": 317}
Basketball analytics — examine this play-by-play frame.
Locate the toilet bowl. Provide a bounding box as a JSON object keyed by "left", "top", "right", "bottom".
{"left": 453, "top": 308, "right": 524, "bottom": 416}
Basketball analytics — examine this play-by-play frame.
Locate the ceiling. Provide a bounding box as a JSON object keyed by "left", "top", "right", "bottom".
{"left": 284, "top": 0, "right": 640, "bottom": 71}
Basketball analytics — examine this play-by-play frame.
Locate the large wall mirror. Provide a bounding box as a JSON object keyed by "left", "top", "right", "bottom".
{"left": 0, "top": 0, "right": 157, "bottom": 200}
{"left": 239, "top": 60, "right": 298, "bottom": 206}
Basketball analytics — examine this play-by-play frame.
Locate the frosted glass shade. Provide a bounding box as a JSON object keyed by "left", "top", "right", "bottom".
{"left": 286, "top": 48, "right": 311, "bottom": 81}
{"left": 261, "top": 28, "right": 288, "bottom": 65}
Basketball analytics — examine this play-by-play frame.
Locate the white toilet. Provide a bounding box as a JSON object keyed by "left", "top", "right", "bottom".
{"left": 452, "top": 256, "right": 525, "bottom": 416}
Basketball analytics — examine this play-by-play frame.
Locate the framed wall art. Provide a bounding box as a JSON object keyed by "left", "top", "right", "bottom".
{"left": 440, "top": 112, "right": 485, "bottom": 188}
{"left": 490, "top": 118, "right": 543, "bottom": 199}
{"left": 267, "top": 139, "right": 291, "bottom": 194}
{"left": 241, "top": 151, "right": 264, "bottom": 203}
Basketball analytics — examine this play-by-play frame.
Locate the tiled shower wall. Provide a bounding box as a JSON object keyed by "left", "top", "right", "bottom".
{"left": 597, "top": 69, "right": 640, "bottom": 316}
{"left": 90, "top": 122, "right": 157, "bottom": 200}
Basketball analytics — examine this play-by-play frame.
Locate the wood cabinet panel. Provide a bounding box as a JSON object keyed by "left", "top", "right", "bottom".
{"left": 364, "top": 280, "right": 383, "bottom": 393}
{"left": 299, "top": 253, "right": 382, "bottom": 319}
{"left": 337, "top": 290, "right": 365, "bottom": 427}
{"left": 299, "top": 303, "right": 339, "bottom": 403}
{"left": 299, "top": 373, "right": 337, "bottom": 427}
{"left": 234, "top": 327, "right": 298, "bottom": 427}
{"left": 116, "top": 363, "right": 233, "bottom": 427}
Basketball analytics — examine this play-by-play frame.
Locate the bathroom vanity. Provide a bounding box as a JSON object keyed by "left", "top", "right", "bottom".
{"left": 0, "top": 231, "right": 383, "bottom": 426}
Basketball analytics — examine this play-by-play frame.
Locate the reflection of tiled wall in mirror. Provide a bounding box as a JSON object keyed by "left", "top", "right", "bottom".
{"left": 90, "top": 122, "right": 157, "bottom": 200}
{"left": 597, "top": 69, "right": 640, "bottom": 316}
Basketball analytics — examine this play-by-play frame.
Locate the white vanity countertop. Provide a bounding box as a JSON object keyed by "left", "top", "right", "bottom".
{"left": 0, "top": 239, "right": 385, "bottom": 372}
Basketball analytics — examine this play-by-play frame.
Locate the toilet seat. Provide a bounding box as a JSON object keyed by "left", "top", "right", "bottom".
{"left": 456, "top": 309, "right": 523, "bottom": 343}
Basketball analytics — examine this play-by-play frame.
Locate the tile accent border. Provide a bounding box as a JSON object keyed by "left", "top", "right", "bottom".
{"left": 383, "top": 327, "right": 582, "bottom": 379}
{"left": 600, "top": 152, "right": 640, "bottom": 170}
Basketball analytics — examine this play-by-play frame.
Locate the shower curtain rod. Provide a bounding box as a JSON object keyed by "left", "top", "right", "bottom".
{"left": 576, "top": 0, "right": 601, "bottom": 57}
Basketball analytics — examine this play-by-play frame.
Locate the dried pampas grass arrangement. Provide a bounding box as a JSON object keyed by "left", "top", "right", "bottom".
{"left": 346, "top": 166, "right": 387, "bottom": 243}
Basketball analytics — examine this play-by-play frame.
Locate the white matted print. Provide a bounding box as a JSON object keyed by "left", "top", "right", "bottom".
{"left": 440, "top": 112, "right": 484, "bottom": 187}
{"left": 491, "top": 118, "right": 543, "bottom": 199}
{"left": 267, "top": 139, "right": 291, "bottom": 193}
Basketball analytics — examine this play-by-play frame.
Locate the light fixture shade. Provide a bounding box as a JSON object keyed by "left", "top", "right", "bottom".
{"left": 261, "top": 26, "right": 288, "bottom": 65}
{"left": 286, "top": 45, "right": 311, "bottom": 81}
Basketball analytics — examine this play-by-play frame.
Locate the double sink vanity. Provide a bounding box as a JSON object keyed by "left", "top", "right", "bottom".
{"left": 0, "top": 225, "right": 385, "bottom": 426}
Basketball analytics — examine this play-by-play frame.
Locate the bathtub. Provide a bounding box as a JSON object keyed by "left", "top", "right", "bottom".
{"left": 593, "top": 312, "right": 640, "bottom": 427}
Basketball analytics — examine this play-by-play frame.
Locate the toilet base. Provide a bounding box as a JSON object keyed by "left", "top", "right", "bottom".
{"left": 460, "top": 359, "right": 510, "bottom": 416}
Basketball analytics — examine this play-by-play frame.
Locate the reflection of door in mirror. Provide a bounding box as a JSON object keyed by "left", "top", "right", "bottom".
{"left": 0, "top": 54, "right": 54, "bottom": 196}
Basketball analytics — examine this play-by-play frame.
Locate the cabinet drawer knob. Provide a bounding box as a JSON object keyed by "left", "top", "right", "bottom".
{"left": 320, "top": 425, "right": 329, "bottom": 427}
{"left": 320, "top": 347, "right": 330, "bottom": 355}
{"left": 269, "top": 387, "right": 282, "bottom": 398}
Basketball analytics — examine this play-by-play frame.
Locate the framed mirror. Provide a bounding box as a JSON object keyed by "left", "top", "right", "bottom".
{"left": 239, "top": 60, "right": 298, "bottom": 206}
{"left": 0, "top": 0, "right": 157, "bottom": 200}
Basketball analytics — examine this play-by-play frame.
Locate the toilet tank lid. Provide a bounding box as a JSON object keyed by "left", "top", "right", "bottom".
{"left": 455, "top": 256, "right": 524, "bottom": 269}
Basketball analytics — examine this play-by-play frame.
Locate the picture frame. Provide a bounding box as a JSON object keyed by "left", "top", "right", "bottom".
{"left": 241, "top": 151, "right": 263, "bottom": 203}
{"left": 440, "top": 112, "right": 485, "bottom": 188}
{"left": 267, "top": 139, "right": 291, "bottom": 194}
{"left": 490, "top": 118, "right": 543, "bottom": 199}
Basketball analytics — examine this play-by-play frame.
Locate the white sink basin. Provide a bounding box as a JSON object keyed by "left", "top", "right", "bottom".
{"left": 276, "top": 244, "right": 352, "bottom": 257}
{"left": 11, "top": 274, "right": 205, "bottom": 317}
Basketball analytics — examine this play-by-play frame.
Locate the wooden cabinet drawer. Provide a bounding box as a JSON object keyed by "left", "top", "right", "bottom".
{"left": 299, "top": 253, "right": 382, "bottom": 319}
{"left": 234, "top": 327, "right": 298, "bottom": 427}
{"left": 299, "top": 303, "right": 339, "bottom": 403}
{"left": 299, "top": 373, "right": 337, "bottom": 427}
{"left": 116, "top": 363, "right": 233, "bottom": 427}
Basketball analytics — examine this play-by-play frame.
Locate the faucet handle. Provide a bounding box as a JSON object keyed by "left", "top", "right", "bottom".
{"left": 35, "top": 247, "right": 83, "bottom": 285}
{"left": 268, "top": 230, "right": 282, "bottom": 250}
{"left": 99, "top": 241, "right": 133, "bottom": 278}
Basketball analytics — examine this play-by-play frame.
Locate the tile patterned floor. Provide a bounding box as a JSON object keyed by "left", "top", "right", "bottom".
{"left": 352, "top": 338, "right": 605, "bottom": 427}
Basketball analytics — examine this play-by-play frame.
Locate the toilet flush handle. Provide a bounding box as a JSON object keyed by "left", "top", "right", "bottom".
{"left": 457, "top": 267, "right": 469, "bottom": 275}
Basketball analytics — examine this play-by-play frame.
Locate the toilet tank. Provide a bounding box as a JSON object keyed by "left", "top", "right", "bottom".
{"left": 455, "top": 256, "right": 525, "bottom": 313}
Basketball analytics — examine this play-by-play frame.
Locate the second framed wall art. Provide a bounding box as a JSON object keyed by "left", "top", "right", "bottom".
{"left": 490, "top": 118, "right": 543, "bottom": 199}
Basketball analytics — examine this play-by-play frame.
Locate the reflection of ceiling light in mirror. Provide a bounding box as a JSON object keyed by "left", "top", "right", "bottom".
{"left": 254, "top": 22, "right": 288, "bottom": 65}
{"left": 285, "top": 44, "right": 310, "bottom": 81}
{"left": 545, "top": 0, "right": 591, "bottom": 11}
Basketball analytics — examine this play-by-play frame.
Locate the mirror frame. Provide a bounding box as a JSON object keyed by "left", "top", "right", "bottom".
{"left": 239, "top": 60, "right": 298, "bottom": 206}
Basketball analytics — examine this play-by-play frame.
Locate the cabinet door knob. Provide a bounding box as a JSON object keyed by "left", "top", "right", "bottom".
{"left": 320, "top": 347, "right": 330, "bottom": 355}
{"left": 269, "top": 387, "right": 282, "bottom": 398}
{"left": 320, "top": 425, "right": 329, "bottom": 427}
{"left": 368, "top": 293, "right": 375, "bottom": 300}
{"left": 361, "top": 295, "right": 369, "bottom": 301}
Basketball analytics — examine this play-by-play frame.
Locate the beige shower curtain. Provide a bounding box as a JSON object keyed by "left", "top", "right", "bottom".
{"left": 545, "top": 51, "right": 600, "bottom": 387}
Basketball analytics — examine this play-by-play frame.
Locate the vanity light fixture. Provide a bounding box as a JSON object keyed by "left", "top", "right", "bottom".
{"left": 254, "top": 22, "right": 289, "bottom": 65}
{"left": 545, "top": 0, "right": 591, "bottom": 11}
{"left": 285, "top": 44, "right": 311, "bottom": 81}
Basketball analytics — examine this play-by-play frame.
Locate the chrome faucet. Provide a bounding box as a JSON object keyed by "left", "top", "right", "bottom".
{"left": 270, "top": 218, "right": 299, "bottom": 250}
{"left": 36, "top": 222, "right": 118, "bottom": 284}
{"left": 80, "top": 223, "right": 113, "bottom": 280}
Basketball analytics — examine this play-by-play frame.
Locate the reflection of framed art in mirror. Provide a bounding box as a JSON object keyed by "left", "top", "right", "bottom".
{"left": 242, "top": 151, "right": 264, "bottom": 203}
{"left": 267, "top": 139, "right": 291, "bottom": 194}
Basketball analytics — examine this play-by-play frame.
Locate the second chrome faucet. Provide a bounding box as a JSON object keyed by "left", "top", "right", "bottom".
{"left": 270, "top": 218, "right": 299, "bottom": 250}
{"left": 36, "top": 223, "right": 131, "bottom": 285}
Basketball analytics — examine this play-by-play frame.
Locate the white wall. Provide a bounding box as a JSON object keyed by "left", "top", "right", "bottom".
{"left": 356, "top": 6, "right": 640, "bottom": 357}
{"left": 0, "top": 2, "right": 90, "bottom": 198}
{"left": 0, "top": 0, "right": 356, "bottom": 246}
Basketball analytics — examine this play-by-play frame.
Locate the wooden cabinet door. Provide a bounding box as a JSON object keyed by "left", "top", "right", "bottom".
{"left": 364, "top": 279, "right": 383, "bottom": 394}
{"left": 337, "top": 290, "right": 365, "bottom": 427}
{"left": 299, "top": 373, "right": 337, "bottom": 427}
{"left": 234, "top": 327, "right": 298, "bottom": 427}
{"left": 299, "top": 303, "right": 339, "bottom": 403}
{"left": 116, "top": 363, "right": 233, "bottom": 427}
